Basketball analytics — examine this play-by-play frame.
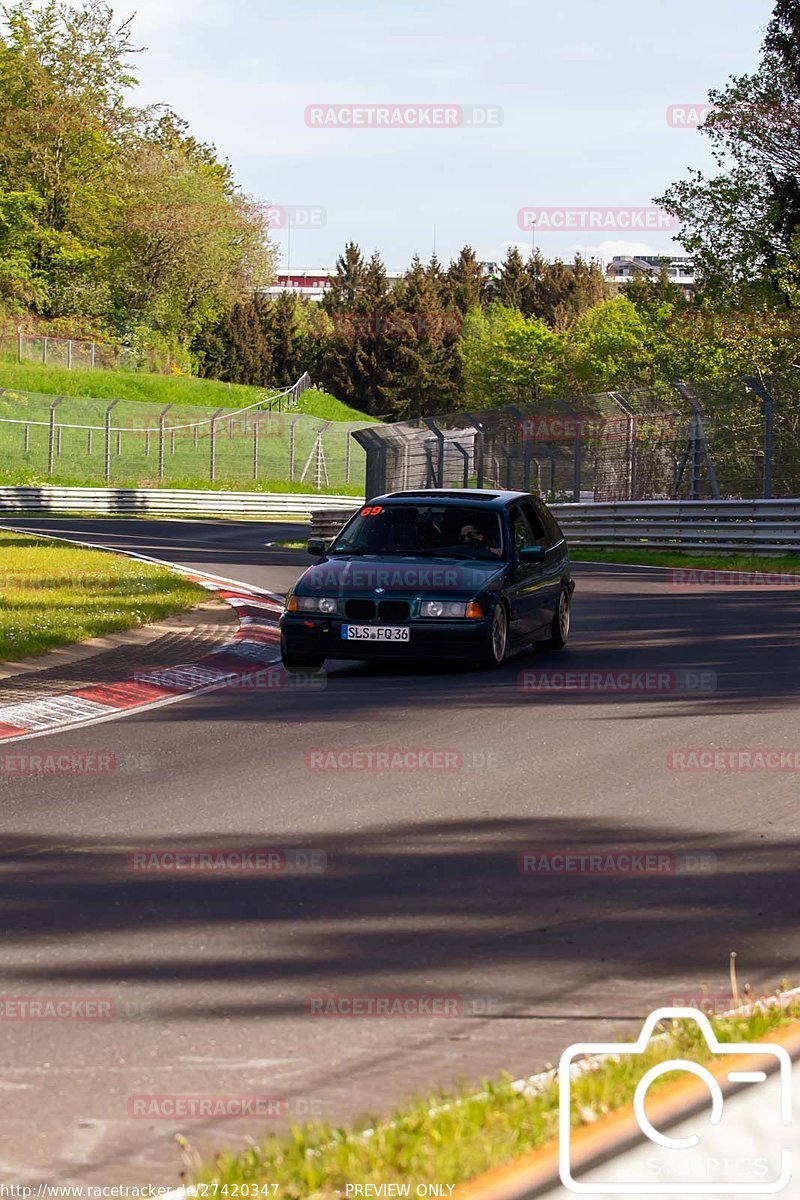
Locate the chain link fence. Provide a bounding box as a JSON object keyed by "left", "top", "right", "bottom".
{"left": 354, "top": 371, "right": 800, "bottom": 502}
{"left": 0, "top": 329, "right": 138, "bottom": 371}
{"left": 0, "top": 376, "right": 367, "bottom": 490}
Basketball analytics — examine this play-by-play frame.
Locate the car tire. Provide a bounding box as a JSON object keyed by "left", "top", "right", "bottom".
{"left": 540, "top": 586, "right": 571, "bottom": 651}
{"left": 478, "top": 602, "right": 509, "bottom": 669}
{"left": 281, "top": 642, "right": 325, "bottom": 672}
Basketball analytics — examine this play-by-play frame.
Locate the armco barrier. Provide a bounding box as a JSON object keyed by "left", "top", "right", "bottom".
{"left": 0, "top": 487, "right": 358, "bottom": 521}
{"left": 554, "top": 500, "right": 800, "bottom": 552}
{"left": 3, "top": 489, "right": 800, "bottom": 551}
{"left": 310, "top": 499, "right": 800, "bottom": 553}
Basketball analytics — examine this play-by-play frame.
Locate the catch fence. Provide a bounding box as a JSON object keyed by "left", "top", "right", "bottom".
{"left": 353, "top": 371, "right": 800, "bottom": 502}
{"left": 0, "top": 374, "right": 367, "bottom": 489}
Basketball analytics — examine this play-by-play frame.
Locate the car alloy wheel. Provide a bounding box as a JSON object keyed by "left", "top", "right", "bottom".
{"left": 490, "top": 603, "right": 508, "bottom": 665}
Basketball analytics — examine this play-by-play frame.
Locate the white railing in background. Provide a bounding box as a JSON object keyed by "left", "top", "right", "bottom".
{"left": 0, "top": 487, "right": 357, "bottom": 520}
{"left": 3, "top": 491, "right": 800, "bottom": 551}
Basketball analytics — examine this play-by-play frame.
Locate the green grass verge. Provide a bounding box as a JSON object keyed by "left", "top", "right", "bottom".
{"left": 0, "top": 466, "right": 364, "bottom": 495}
{"left": 0, "top": 360, "right": 371, "bottom": 422}
{"left": 196, "top": 1000, "right": 798, "bottom": 1197}
{"left": 569, "top": 548, "right": 800, "bottom": 573}
{"left": 0, "top": 531, "right": 205, "bottom": 660}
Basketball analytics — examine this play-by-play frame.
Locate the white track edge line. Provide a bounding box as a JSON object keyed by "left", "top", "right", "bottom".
{"left": 0, "top": 656, "right": 283, "bottom": 745}
{"left": 0, "top": 521, "right": 285, "bottom": 743}
{"left": 0, "top": 522, "right": 286, "bottom": 603}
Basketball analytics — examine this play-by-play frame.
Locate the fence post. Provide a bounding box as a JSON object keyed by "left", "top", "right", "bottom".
{"left": 209, "top": 408, "right": 224, "bottom": 481}
{"left": 87, "top": 429, "right": 93, "bottom": 455}
{"left": 671, "top": 381, "right": 721, "bottom": 501}
{"left": 742, "top": 376, "right": 777, "bottom": 499}
{"left": 509, "top": 406, "right": 531, "bottom": 490}
{"left": 572, "top": 428, "right": 582, "bottom": 501}
{"left": 423, "top": 418, "right": 445, "bottom": 487}
{"left": 253, "top": 414, "right": 259, "bottom": 479}
{"left": 23, "top": 424, "right": 29, "bottom": 453}
{"left": 453, "top": 441, "right": 470, "bottom": 488}
{"left": 609, "top": 391, "right": 637, "bottom": 500}
{"left": 42, "top": 336, "right": 47, "bottom": 365}
{"left": 48, "top": 398, "right": 63, "bottom": 475}
{"left": 90, "top": 342, "right": 96, "bottom": 370}
{"left": 345, "top": 431, "right": 351, "bottom": 483}
{"left": 17, "top": 326, "right": 22, "bottom": 363}
{"left": 289, "top": 416, "right": 301, "bottom": 481}
{"left": 104, "top": 400, "right": 118, "bottom": 482}
{"left": 67, "top": 340, "right": 73, "bottom": 370}
{"left": 157, "top": 404, "right": 173, "bottom": 480}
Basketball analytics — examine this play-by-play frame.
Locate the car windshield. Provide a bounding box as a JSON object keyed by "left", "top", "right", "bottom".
{"left": 331, "top": 504, "right": 505, "bottom": 560}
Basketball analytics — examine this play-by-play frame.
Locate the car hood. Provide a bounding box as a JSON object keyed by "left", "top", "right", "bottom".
{"left": 296, "top": 554, "right": 508, "bottom": 597}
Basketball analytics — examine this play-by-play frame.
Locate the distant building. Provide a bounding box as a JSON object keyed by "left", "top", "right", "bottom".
{"left": 263, "top": 268, "right": 404, "bottom": 302}
{"left": 606, "top": 255, "right": 695, "bottom": 297}
{"left": 263, "top": 262, "right": 498, "bottom": 302}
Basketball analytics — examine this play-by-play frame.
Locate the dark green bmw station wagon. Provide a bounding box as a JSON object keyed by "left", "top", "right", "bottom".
{"left": 280, "top": 489, "right": 574, "bottom": 671}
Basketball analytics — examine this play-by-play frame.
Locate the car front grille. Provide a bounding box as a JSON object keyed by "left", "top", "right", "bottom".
{"left": 378, "top": 600, "right": 410, "bottom": 622}
{"left": 345, "top": 599, "right": 375, "bottom": 620}
{"left": 344, "top": 599, "right": 410, "bottom": 623}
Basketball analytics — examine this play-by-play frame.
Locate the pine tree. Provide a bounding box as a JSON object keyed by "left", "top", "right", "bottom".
{"left": 495, "top": 246, "right": 528, "bottom": 311}
{"left": 384, "top": 255, "right": 460, "bottom": 418}
{"left": 446, "top": 246, "right": 487, "bottom": 314}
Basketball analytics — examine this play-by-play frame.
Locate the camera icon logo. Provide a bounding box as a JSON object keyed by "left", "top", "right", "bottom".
{"left": 558, "top": 1006, "right": 793, "bottom": 1194}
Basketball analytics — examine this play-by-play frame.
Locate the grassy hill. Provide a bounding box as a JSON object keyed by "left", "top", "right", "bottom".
{"left": 0, "top": 361, "right": 374, "bottom": 492}
{"left": 0, "top": 359, "right": 371, "bottom": 423}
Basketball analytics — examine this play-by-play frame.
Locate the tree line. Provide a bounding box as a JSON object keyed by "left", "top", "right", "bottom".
{"left": 2, "top": 0, "right": 799, "bottom": 422}
{"left": 0, "top": 0, "right": 272, "bottom": 368}
{"left": 193, "top": 245, "right": 610, "bottom": 418}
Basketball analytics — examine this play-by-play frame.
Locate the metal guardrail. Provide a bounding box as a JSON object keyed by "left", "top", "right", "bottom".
{"left": 0, "top": 487, "right": 358, "bottom": 520}
{"left": 309, "top": 499, "right": 800, "bottom": 553}
{"left": 3, "top": 489, "right": 799, "bottom": 550}
{"left": 554, "top": 500, "right": 800, "bottom": 552}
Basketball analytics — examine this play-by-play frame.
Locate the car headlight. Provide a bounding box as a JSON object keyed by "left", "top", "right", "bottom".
{"left": 420, "top": 600, "right": 484, "bottom": 619}
{"left": 286, "top": 595, "right": 338, "bottom": 614}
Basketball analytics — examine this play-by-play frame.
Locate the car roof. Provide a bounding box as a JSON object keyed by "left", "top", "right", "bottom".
{"left": 373, "top": 489, "right": 532, "bottom": 510}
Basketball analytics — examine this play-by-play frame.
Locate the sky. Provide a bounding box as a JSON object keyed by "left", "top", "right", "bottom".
{"left": 124, "top": 0, "right": 776, "bottom": 273}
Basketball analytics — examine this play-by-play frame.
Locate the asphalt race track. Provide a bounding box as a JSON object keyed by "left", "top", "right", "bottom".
{"left": 1, "top": 518, "right": 799, "bottom": 1186}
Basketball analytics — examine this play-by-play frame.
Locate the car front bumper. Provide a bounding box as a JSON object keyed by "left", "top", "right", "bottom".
{"left": 280, "top": 614, "right": 490, "bottom": 661}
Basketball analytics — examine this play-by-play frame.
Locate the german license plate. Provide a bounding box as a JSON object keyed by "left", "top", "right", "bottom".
{"left": 341, "top": 625, "right": 410, "bottom": 642}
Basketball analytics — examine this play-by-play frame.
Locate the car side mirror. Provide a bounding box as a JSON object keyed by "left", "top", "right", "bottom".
{"left": 307, "top": 537, "right": 328, "bottom": 557}
{"left": 519, "top": 545, "right": 546, "bottom": 564}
